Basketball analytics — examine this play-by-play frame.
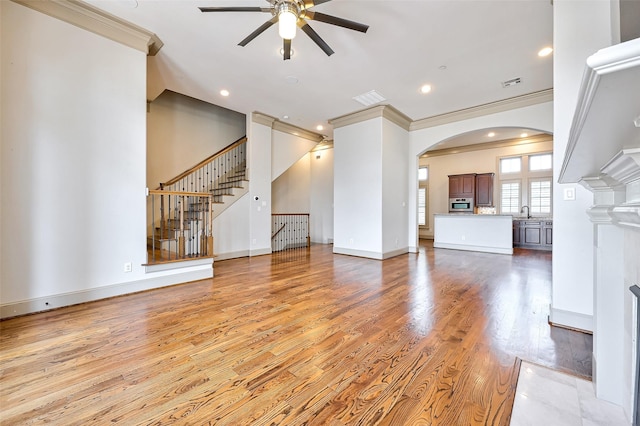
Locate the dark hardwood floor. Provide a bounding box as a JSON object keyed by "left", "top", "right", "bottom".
{"left": 0, "top": 241, "right": 591, "bottom": 425}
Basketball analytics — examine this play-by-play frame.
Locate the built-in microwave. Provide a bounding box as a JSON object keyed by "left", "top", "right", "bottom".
{"left": 449, "top": 198, "right": 474, "bottom": 213}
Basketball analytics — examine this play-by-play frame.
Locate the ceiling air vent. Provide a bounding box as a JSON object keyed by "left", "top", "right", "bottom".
{"left": 353, "top": 90, "right": 386, "bottom": 107}
{"left": 502, "top": 77, "right": 522, "bottom": 88}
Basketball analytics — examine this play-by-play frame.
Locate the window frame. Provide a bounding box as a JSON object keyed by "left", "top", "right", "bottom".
{"left": 497, "top": 151, "right": 553, "bottom": 217}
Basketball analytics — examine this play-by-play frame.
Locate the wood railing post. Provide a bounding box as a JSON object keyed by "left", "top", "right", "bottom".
{"left": 178, "top": 196, "right": 185, "bottom": 258}
{"left": 207, "top": 195, "right": 214, "bottom": 256}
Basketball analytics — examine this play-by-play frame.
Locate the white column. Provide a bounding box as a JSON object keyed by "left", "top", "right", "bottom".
{"left": 551, "top": 0, "right": 617, "bottom": 331}
{"left": 247, "top": 113, "right": 274, "bottom": 256}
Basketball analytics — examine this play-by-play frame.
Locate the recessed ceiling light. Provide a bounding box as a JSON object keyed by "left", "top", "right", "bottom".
{"left": 420, "top": 84, "right": 432, "bottom": 94}
{"left": 487, "top": 132, "right": 496, "bottom": 137}
{"left": 520, "top": 132, "right": 528, "bottom": 138}
{"left": 438, "top": 65, "right": 447, "bottom": 70}
{"left": 316, "top": 125, "right": 324, "bottom": 131}
{"left": 220, "top": 89, "right": 230, "bottom": 97}
{"left": 538, "top": 47, "right": 553, "bottom": 57}
{"left": 283, "top": 115, "right": 290, "bottom": 120}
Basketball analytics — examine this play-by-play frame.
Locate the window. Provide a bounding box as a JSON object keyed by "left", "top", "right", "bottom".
{"left": 501, "top": 181, "right": 520, "bottom": 213}
{"left": 500, "top": 157, "right": 521, "bottom": 174}
{"left": 418, "top": 167, "right": 428, "bottom": 227}
{"left": 498, "top": 152, "right": 553, "bottom": 216}
{"left": 418, "top": 188, "right": 427, "bottom": 226}
{"left": 418, "top": 167, "right": 428, "bottom": 181}
{"left": 529, "top": 153, "right": 552, "bottom": 171}
{"left": 530, "top": 179, "right": 552, "bottom": 214}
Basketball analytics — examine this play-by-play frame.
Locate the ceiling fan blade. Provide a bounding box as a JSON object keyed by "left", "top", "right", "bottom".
{"left": 238, "top": 16, "right": 278, "bottom": 46}
{"left": 283, "top": 39, "right": 292, "bottom": 60}
{"left": 299, "top": 22, "right": 334, "bottom": 56}
{"left": 301, "top": 0, "right": 332, "bottom": 8}
{"left": 199, "top": 7, "right": 271, "bottom": 12}
{"left": 304, "top": 11, "right": 369, "bottom": 33}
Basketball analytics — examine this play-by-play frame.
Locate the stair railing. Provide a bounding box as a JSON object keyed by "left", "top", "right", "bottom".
{"left": 271, "top": 213, "right": 310, "bottom": 252}
{"left": 159, "top": 136, "right": 247, "bottom": 199}
{"left": 147, "top": 136, "right": 247, "bottom": 264}
{"left": 147, "top": 190, "right": 214, "bottom": 263}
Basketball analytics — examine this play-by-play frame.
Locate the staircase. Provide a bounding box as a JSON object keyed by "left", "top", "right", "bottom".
{"left": 147, "top": 137, "right": 248, "bottom": 263}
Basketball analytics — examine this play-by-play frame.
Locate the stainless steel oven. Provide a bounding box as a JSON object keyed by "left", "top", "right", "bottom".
{"left": 449, "top": 198, "right": 474, "bottom": 213}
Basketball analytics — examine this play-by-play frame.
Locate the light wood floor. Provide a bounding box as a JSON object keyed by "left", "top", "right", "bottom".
{"left": 0, "top": 241, "right": 591, "bottom": 425}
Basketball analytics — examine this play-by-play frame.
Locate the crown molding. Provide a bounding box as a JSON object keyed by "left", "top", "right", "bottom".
{"left": 329, "top": 104, "right": 412, "bottom": 131}
{"left": 12, "top": 0, "right": 163, "bottom": 55}
{"left": 421, "top": 134, "right": 552, "bottom": 158}
{"left": 252, "top": 112, "right": 324, "bottom": 142}
{"left": 410, "top": 89, "right": 554, "bottom": 131}
{"left": 251, "top": 112, "right": 277, "bottom": 127}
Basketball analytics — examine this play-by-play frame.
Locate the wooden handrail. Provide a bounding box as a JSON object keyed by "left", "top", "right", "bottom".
{"left": 148, "top": 190, "right": 206, "bottom": 197}
{"left": 271, "top": 224, "right": 286, "bottom": 240}
{"left": 158, "top": 136, "right": 247, "bottom": 189}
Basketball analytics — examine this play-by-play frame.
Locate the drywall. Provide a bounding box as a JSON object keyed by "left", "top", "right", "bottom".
{"left": 0, "top": 3, "right": 144, "bottom": 309}
{"left": 310, "top": 147, "right": 334, "bottom": 244}
{"left": 552, "top": 0, "right": 615, "bottom": 331}
{"left": 334, "top": 118, "right": 384, "bottom": 257}
{"left": 272, "top": 130, "right": 318, "bottom": 181}
{"left": 146, "top": 90, "right": 245, "bottom": 189}
{"left": 381, "top": 119, "right": 410, "bottom": 255}
{"left": 272, "top": 154, "right": 311, "bottom": 214}
{"left": 248, "top": 115, "right": 273, "bottom": 257}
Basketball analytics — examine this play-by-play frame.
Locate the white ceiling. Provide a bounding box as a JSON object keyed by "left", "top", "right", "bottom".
{"left": 88, "top": 0, "right": 554, "bottom": 140}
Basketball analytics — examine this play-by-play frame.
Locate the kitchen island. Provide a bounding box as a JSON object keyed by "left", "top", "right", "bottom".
{"left": 434, "top": 214, "right": 513, "bottom": 255}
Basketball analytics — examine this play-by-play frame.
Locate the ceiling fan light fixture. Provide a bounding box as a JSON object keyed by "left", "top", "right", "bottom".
{"left": 277, "top": 2, "right": 299, "bottom": 40}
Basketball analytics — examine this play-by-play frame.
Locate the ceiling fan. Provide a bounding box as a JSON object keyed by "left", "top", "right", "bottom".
{"left": 199, "top": 0, "right": 369, "bottom": 60}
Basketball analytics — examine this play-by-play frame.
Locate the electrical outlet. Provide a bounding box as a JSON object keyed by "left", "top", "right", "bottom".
{"left": 124, "top": 262, "right": 132, "bottom": 273}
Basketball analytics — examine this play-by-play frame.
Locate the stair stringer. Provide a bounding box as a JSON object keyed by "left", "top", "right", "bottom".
{"left": 211, "top": 180, "right": 249, "bottom": 219}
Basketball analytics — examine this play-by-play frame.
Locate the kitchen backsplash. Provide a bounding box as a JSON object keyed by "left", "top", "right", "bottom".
{"left": 477, "top": 207, "right": 497, "bottom": 215}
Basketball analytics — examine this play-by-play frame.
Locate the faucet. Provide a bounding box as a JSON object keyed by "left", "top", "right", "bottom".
{"left": 521, "top": 205, "right": 531, "bottom": 219}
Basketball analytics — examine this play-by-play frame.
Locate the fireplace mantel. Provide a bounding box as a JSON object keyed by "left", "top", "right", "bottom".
{"left": 559, "top": 36, "right": 640, "bottom": 424}
{"left": 559, "top": 37, "right": 640, "bottom": 185}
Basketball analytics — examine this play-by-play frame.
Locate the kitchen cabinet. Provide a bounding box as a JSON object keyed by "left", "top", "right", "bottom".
{"left": 513, "top": 219, "right": 552, "bottom": 251}
{"left": 475, "top": 173, "right": 494, "bottom": 206}
{"left": 448, "top": 174, "right": 476, "bottom": 199}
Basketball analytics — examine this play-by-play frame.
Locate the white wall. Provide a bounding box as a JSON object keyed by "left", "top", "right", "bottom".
{"left": 334, "top": 119, "right": 384, "bottom": 257}
{"left": 0, "top": 3, "right": 154, "bottom": 313}
{"left": 310, "top": 147, "right": 334, "bottom": 244}
{"left": 272, "top": 154, "right": 311, "bottom": 213}
{"left": 421, "top": 139, "right": 553, "bottom": 238}
{"left": 272, "top": 130, "right": 317, "bottom": 181}
{"left": 147, "top": 90, "right": 245, "bottom": 189}
{"left": 213, "top": 194, "right": 250, "bottom": 260}
{"left": 552, "top": 0, "right": 616, "bottom": 332}
{"left": 247, "top": 115, "right": 273, "bottom": 256}
{"left": 382, "top": 120, "right": 409, "bottom": 255}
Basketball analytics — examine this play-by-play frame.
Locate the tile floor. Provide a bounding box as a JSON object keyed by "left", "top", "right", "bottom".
{"left": 510, "top": 361, "right": 630, "bottom": 426}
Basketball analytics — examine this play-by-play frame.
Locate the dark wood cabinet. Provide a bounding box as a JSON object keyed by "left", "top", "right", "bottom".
{"left": 448, "top": 174, "right": 476, "bottom": 199}
{"left": 475, "top": 173, "right": 494, "bottom": 206}
{"left": 513, "top": 219, "right": 552, "bottom": 251}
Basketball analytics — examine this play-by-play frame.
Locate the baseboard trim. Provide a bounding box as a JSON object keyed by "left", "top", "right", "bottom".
{"left": 250, "top": 248, "right": 272, "bottom": 257}
{"left": 549, "top": 306, "right": 593, "bottom": 333}
{"left": 333, "top": 246, "right": 409, "bottom": 260}
{"left": 214, "top": 250, "right": 250, "bottom": 261}
{"left": 0, "top": 266, "right": 213, "bottom": 319}
{"left": 433, "top": 242, "right": 513, "bottom": 255}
